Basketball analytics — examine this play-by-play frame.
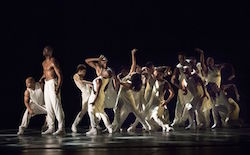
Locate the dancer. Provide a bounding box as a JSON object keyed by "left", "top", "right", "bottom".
{"left": 199, "top": 50, "right": 235, "bottom": 88}
{"left": 40, "top": 46, "right": 65, "bottom": 135}
{"left": 112, "top": 49, "right": 151, "bottom": 132}
{"left": 171, "top": 53, "right": 192, "bottom": 127}
{"left": 144, "top": 66, "right": 175, "bottom": 132}
{"left": 207, "top": 82, "right": 240, "bottom": 128}
{"left": 17, "top": 77, "right": 47, "bottom": 135}
{"left": 86, "top": 69, "right": 113, "bottom": 135}
{"left": 71, "top": 64, "right": 92, "bottom": 133}
{"left": 181, "top": 65, "right": 207, "bottom": 129}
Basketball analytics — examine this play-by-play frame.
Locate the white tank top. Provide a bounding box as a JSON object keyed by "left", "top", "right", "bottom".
{"left": 73, "top": 74, "right": 91, "bottom": 96}
{"left": 27, "top": 83, "right": 44, "bottom": 106}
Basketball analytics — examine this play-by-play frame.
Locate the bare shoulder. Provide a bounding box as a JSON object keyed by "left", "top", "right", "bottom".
{"left": 73, "top": 73, "right": 79, "bottom": 80}
{"left": 24, "top": 90, "right": 30, "bottom": 96}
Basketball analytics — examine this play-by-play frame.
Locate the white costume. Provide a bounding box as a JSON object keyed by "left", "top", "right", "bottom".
{"left": 87, "top": 76, "right": 112, "bottom": 135}
{"left": 211, "top": 91, "right": 239, "bottom": 128}
{"left": 43, "top": 79, "right": 65, "bottom": 134}
{"left": 146, "top": 80, "right": 173, "bottom": 132}
{"left": 172, "top": 63, "right": 192, "bottom": 126}
{"left": 18, "top": 83, "right": 47, "bottom": 135}
{"left": 104, "top": 77, "right": 118, "bottom": 109}
{"left": 196, "top": 62, "right": 212, "bottom": 127}
{"left": 112, "top": 74, "right": 150, "bottom": 132}
{"left": 71, "top": 74, "right": 91, "bottom": 132}
{"left": 182, "top": 74, "right": 206, "bottom": 129}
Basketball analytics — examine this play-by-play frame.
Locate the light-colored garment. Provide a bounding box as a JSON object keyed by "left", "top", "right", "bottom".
{"left": 44, "top": 79, "right": 65, "bottom": 131}
{"left": 88, "top": 76, "right": 111, "bottom": 130}
{"left": 207, "top": 67, "right": 221, "bottom": 88}
{"left": 19, "top": 83, "right": 47, "bottom": 129}
{"left": 104, "top": 77, "right": 118, "bottom": 109}
{"left": 172, "top": 64, "right": 192, "bottom": 125}
{"left": 112, "top": 74, "right": 150, "bottom": 131}
{"left": 146, "top": 80, "right": 170, "bottom": 129}
{"left": 72, "top": 74, "right": 92, "bottom": 129}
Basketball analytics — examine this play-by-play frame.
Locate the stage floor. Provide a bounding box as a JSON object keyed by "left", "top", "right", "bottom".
{"left": 1, "top": 128, "right": 250, "bottom": 155}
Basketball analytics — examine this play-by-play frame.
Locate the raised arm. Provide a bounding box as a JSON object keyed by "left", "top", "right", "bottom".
{"left": 85, "top": 57, "right": 100, "bottom": 69}
{"left": 51, "top": 58, "right": 63, "bottom": 95}
{"left": 195, "top": 48, "right": 208, "bottom": 75}
{"left": 129, "top": 48, "right": 137, "bottom": 74}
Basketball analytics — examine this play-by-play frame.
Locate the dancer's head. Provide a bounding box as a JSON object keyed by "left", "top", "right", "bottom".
{"left": 43, "top": 46, "right": 53, "bottom": 58}
{"left": 76, "top": 64, "right": 87, "bottom": 77}
{"left": 207, "top": 57, "right": 215, "bottom": 68}
{"left": 145, "top": 61, "right": 155, "bottom": 74}
{"left": 178, "top": 52, "right": 186, "bottom": 64}
{"left": 25, "top": 77, "right": 35, "bottom": 89}
{"left": 136, "top": 65, "right": 142, "bottom": 74}
{"left": 154, "top": 66, "right": 170, "bottom": 80}
{"left": 99, "top": 55, "right": 108, "bottom": 68}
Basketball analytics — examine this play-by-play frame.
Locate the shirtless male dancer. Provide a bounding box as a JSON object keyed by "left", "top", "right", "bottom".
{"left": 40, "top": 46, "right": 65, "bottom": 136}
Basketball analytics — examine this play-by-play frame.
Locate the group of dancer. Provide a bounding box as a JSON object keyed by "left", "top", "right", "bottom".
{"left": 17, "top": 46, "right": 241, "bottom": 135}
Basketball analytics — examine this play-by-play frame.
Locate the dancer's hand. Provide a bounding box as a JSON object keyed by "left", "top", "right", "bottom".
{"left": 131, "top": 48, "right": 137, "bottom": 54}
{"left": 160, "top": 100, "right": 167, "bottom": 107}
{"left": 28, "top": 109, "right": 33, "bottom": 115}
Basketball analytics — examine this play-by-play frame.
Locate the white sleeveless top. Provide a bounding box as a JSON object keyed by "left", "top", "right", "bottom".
{"left": 27, "top": 83, "right": 44, "bottom": 106}
{"left": 73, "top": 74, "right": 91, "bottom": 96}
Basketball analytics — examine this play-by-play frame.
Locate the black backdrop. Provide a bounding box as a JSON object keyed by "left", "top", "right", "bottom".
{"left": 2, "top": 1, "right": 250, "bottom": 129}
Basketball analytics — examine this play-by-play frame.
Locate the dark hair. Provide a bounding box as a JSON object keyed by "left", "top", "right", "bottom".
{"left": 44, "top": 45, "right": 53, "bottom": 53}
{"left": 155, "top": 66, "right": 171, "bottom": 77}
{"left": 145, "top": 61, "right": 154, "bottom": 68}
{"left": 177, "top": 51, "right": 186, "bottom": 56}
{"left": 76, "top": 64, "right": 87, "bottom": 72}
{"left": 26, "top": 76, "right": 35, "bottom": 82}
{"left": 130, "top": 73, "right": 142, "bottom": 92}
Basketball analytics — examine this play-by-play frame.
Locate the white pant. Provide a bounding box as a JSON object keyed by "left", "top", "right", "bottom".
{"left": 113, "top": 89, "right": 149, "bottom": 131}
{"left": 88, "top": 103, "right": 112, "bottom": 130}
{"left": 44, "top": 79, "right": 65, "bottom": 130}
{"left": 72, "top": 93, "right": 90, "bottom": 127}
{"left": 19, "top": 102, "right": 47, "bottom": 129}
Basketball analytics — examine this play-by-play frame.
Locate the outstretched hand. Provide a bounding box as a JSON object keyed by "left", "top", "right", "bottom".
{"left": 131, "top": 48, "right": 137, "bottom": 54}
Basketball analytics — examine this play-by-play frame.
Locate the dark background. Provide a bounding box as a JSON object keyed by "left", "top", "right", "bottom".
{"left": 1, "top": 1, "right": 250, "bottom": 129}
